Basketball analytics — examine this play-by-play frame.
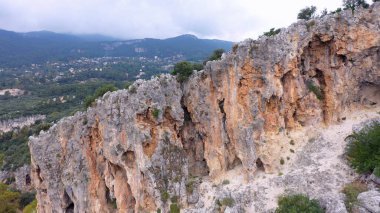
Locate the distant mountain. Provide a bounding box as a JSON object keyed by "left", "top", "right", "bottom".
{"left": 0, "top": 29, "right": 232, "bottom": 67}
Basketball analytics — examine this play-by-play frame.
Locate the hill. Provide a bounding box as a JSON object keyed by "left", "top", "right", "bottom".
{"left": 0, "top": 30, "right": 232, "bottom": 67}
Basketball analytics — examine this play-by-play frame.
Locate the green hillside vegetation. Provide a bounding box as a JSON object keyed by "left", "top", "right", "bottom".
{"left": 0, "top": 183, "right": 37, "bottom": 213}
{"left": 84, "top": 84, "right": 117, "bottom": 108}
{"left": 0, "top": 122, "right": 51, "bottom": 171}
{"left": 172, "top": 49, "right": 225, "bottom": 82}
{"left": 275, "top": 194, "right": 324, "bottom": 213}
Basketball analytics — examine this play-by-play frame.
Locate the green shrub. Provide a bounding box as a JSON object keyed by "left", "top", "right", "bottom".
{"left": 275, "top": 194, "right": 324, "bottom": 213}
{"left": 206, "top": 49, "right": 225, "bottom": 62}
{"left": 192, "top": 63, "right": 204, "bottom": 71}
{"left": 84, "top": 84, "right": 117, "bottom": 108}
{"left": 342, "top": 182, "right": 367, "bottom": 213}
{"left": 343, "top": 0, "right": 369, "bottom": 12}
{"left": 297, "top": 6, "right": 317, "bottom": 20}
{"left": 0, "top": 183, "right": 20, "bottom": 213}
{"left": 152, "top": 108, "right": 160, "bottom": 119}
{"left": 290, "top": 140, "right": 295, "bottom": 145}
{"left": 346, "top": 122, "right": 380, "bottom": 176}
{"left": 374, "top": 167, "right": 380, "bottom": 177}
{"left": 170, "top": 195, "right": 178, "bottom": 203}
{"left": 19, "top": 192, "right": 36, "bottom": 208}
{"left": 171, "top": 61, "right": 203, "bottom": 82}
{"left": 280, "top": 158, "right": 285, "bottom": 165}
{"left": 264, "top": 28, "right": 281, "bottom": 37}
{"left": 0, "top": 122, "right": 52, "bottom": 172}
{"left": 171, "top": 61, "right": 195, "bottom": 82}
{"left": 0, "top": 153, "right": 4, "bottom": 167}
{"left": 94, "top": 84, "right": 117, "bottom": 97}
{"left": 170, "top": 203, "right": 180, "bottom": 213}
{"left": 306, "top": 81, "right": 324, "bottom": 100}
{"left": 161, "top": 191, "right": 169, "bottom": 202}
{"left": 129, "top": 85, "right": 137, "bottom": 93}
{"left": 23, "top": 199, "right": 37, "bottom": 213}
{"left": 186, "top": 178, "right": 196, "bottom": 194}
{"left": 124, "top": 82, "right": 132, "bottom": 89}
{"left": 332, "top": 8, "right": 343, "bottom": 14}
{"left": 220, "top": 197, "right": 235, "bottom": 207}
{"left": 111, "top": 198, "right": 117, "bottom": 209}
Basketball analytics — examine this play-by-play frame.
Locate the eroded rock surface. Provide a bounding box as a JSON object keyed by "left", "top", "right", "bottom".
{"left": 29, "top": 3, "right": 380, "bottom": 213}
{"left": 357, "top": 190, "right": 380, "bottom": 213}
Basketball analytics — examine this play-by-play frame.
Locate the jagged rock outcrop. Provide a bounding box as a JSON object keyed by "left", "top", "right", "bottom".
{"left": 0, "top": 115, "right": 45, "bottom": 132}
{"left": 0, "top": 165, "right": 33, "bottom": 192}
{"left": 29, "top": 3, "right": 380, "bottom": 213}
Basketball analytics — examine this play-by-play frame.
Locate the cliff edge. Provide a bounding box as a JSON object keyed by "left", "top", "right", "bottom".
{"left": 29, "top": 3, "right": 380, "bottom": 213}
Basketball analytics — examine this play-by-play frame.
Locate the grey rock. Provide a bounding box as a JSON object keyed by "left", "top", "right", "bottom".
{"left": 357, "top": 190, "right": 380, "bottom": 213}
{"left": 370, "top": 173, "right": 380, "bottom": 185}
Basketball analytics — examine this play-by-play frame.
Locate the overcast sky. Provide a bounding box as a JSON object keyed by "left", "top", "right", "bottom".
{"left": 0, "top": 0, "right": 344, "bottom": 41}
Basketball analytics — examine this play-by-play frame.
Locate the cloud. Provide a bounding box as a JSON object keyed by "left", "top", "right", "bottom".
{"left": 0, "top": 0, "right": 343, "bottom": 41}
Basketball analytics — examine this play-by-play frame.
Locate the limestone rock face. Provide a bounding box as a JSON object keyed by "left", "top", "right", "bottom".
{"left": 183, "top": 3, "right": 380, "bottom": 176}
{"left": 14, "top": 165, "right": 33, "bottom": 192}
{"left": 357, "top": 190, "right": 380, "bottom": 213}
{"left": 30, "top": 76, "right": 185, "bottom": 213}
{"left": 29, "top": 3, "right": 380, "bottom": 213}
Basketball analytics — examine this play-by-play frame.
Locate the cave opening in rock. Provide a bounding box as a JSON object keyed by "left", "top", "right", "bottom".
{"left": 183, "top": 104, "right": 192, "bottom": 122}
{"left": 218, "top": 99, "right": 226, "bottom": 123}
{"left": 338, "top": 54, "right": 347, "bottom": 64}
{"left": 105, "top": 185, "right": 117, "bottom": 209}
{"left": 256, "top": 158, "right": 265, "bottom": 171}
{"left": 64, "top": 190, "right": 74, "bottom": 213}
{"left": 66, "top": 204, "right": 74, "bottom": 213}
{"left": 228, "top": 156, "right": 243, "bottom": 170}
{"left": 35, "top": 165, "right": 43, "bottom": 182}
{"left": 25, "top": 174, "right": 31, "bottom": 185}
{"left": 315, "top": 68, "right": 326, "bottom": 88}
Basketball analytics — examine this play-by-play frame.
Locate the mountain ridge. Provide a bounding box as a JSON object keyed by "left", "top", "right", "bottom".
{"left": 0, "top": 29, "right": 232, "bottom": 67}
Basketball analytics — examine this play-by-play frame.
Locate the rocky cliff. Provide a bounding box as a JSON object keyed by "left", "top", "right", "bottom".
{"left": 29, "top": 3, "right": 380, "bottom": 213}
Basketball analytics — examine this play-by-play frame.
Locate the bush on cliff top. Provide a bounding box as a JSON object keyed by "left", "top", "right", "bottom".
{"left": 205, "top": 48, "right": 225, "bottom": 62}
{"left": 84, "top": 84, "right": 117, "bottom": 108}
{"left": 275, "top": 194, "right": 324, "bottom": 213}
{"left": 346, "top": 122, "right": 380, "bottom": 176}
{"left": 263, "top": 28, "right": 281, "bottom": 37}
{"left": 171, "top": 61, "right": 203, "bottom": 82}
{"left": 343, "top": 0, "right": 370, "bottom": 12}
{"left": 297, "top": 6, "right": 317, "bottom": 20}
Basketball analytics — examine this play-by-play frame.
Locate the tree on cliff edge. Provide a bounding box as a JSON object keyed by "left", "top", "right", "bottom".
{"left": 297, "top": 6, "right": 317, "bottom": 20}
{"left": 343, "top": 0, "right": 369, "bottom": 12}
